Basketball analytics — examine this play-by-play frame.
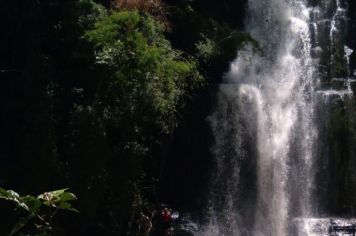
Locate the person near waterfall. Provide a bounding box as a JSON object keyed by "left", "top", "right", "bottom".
{"left": 160, "top": 208, "right": 172, "bottom": 235}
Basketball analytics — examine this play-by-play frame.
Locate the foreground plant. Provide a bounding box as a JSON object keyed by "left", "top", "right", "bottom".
{"left": 0, "top": 188, "right": 78, "bottom": 235}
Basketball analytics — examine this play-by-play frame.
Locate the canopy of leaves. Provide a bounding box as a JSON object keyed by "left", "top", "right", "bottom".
{"left": 85, "top": 10, "right": 202, "bottom": 134}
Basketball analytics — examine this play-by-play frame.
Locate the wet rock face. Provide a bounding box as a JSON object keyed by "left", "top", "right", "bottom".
{"left": 313, "top": 0, "right": 356, "bottom": 217}
{"left": 348, "top": 0, "right": 356, "bottom": 72}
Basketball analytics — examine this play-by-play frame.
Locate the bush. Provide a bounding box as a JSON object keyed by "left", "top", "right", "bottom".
{"left": 0, "top": 188, "right": 77, "bottom": 236}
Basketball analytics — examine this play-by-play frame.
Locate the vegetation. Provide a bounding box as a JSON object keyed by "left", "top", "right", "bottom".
{"left": 0, "top": 188, "right": 77, "bottom": 236}
{"left": 3, "top": 0, "right": 355, "bottom": 234}
{"left": 0, "top": 0, "right": 251, "bottom": 235}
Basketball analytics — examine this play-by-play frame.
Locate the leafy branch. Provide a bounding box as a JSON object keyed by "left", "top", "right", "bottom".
{"left": 0, "top": 188, "right": 78, "bottom": 236}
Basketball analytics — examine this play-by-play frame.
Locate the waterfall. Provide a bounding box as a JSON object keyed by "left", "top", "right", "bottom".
{"left": 199, "top": 0, "right": 354, "bottom": 235}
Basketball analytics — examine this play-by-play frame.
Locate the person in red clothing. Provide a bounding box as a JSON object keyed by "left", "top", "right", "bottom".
{"left": 150, "top": 206, "right": 175, "bottom": 236}
{"left": 161, "top": 208, "right": 172, "bottom": 223}
{"left": 160, "top": 208, "right": 172, "bottom": 235}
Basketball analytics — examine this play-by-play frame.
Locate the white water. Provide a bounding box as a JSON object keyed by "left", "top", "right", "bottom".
{"left": 203, "top": 0, "right": 316, "bottom": 235}
{"left": 200, "top": 0, "right": 354, "bottom": 235}
{"left": 242, "top": 1, "right": 316, "bottom": 235}
{"left": 294, "top": 218, "right": 356, "bottom": 236}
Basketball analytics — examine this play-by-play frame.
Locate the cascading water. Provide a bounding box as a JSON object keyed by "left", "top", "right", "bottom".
{"left": 198, "top": 0, "right": 355, "bottom": 235}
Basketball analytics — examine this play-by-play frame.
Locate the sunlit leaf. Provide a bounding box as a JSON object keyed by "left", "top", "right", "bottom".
{"left": 0, "top": 188, "right": 30, "bottom": 211}
{"left": 59, "top": 192, "right": 77, "bottom": 202}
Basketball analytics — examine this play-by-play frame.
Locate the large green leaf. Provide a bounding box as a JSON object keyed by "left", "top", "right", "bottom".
{"left": 59, "top": 192, "right": 77, "bottom": 202}
{"left": 37, "top": 188, "right": 68, "bottom": 202}
{"left": 0, "top": 188, "right": 19, "bottom": 201}
{"left": 21, "top": 196, "right": 42, "bottom": 214}
{"left": 37, "top": 189, "right": 78, "bottom": 212}
{"left": 57, "top": 201, "right": 79, "bottom": 213}
{"left": 0, "top": 188, "right": 30, "bottom": 211}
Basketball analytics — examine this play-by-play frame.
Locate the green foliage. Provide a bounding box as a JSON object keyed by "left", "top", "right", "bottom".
{"left": 86, "top": 10, "right": 203, "bottom": 133}
{"left": 37, "top": 189, "right": 78, "bottom": 212}
{"left": 166, "top": 5, "right": 259, "bottom": 80}
{"left": 196, "top": 28, "right": 260, "bottom": 64}
{"left": 0, "top": 0, "right": 254, "bottom": 235}
{"left": 65, "top": 9, "right": 205, "bottom": 234}
{"left": 0, "top": 188, "right": 78, "bottom": 235}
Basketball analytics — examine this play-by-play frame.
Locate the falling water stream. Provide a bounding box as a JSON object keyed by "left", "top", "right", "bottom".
{"left": 197, "top": 0, "right": 355, "bottom": 235}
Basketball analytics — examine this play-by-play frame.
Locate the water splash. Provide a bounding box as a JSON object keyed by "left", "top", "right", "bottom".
{"left": 329, "top": 0, "right": 346, "bottom": 46}
{"left": 294, "top": 218, "right": 356, "bottom": 236}
{"left": 201, "top": 0, "right": 352, "bottom": 235}
{"left": 203, "top": 0, "right": 316, "bottom": 235}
